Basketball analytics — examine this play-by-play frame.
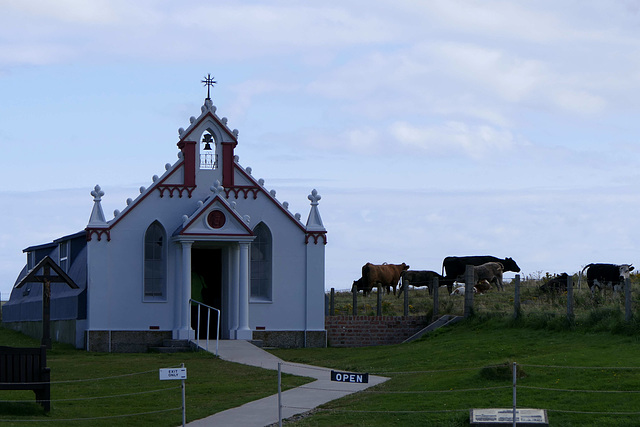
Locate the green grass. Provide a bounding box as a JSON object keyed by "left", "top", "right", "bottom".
{"left": 0, "top": 327, "right": 311, "bottom": 426}
{"left": 271, "top": 319, "right": 640, "bottom": 426}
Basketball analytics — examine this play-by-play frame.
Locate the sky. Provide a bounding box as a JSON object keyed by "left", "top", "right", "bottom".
{"left": 2, "top": 0, "right": 640, "bottom": 298}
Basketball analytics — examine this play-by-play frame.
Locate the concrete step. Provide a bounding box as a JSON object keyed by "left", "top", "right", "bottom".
{"left": 402, "top": 315, "right": 463, "bottom": 343}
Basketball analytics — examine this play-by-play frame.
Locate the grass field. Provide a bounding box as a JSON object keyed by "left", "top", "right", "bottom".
{"left": 3, "top": 276, "right": 640, "bottom": 426}
{"left": 0, "top": 327, "right": 311, "bottom": 426}
{"left": 271, "top": 315, "right": 640, "bottom": 426}
{"left": 328, "top": 273, "right": 640, "bottom": 325}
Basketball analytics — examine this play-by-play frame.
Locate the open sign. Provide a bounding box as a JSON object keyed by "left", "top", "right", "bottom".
{"left": 330, "top": 370, "right": 368, "bottom": 383}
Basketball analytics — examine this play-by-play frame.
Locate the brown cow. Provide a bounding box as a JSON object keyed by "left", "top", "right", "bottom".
{"left": 362, "top": 262, "right": 410, "bottom": 295}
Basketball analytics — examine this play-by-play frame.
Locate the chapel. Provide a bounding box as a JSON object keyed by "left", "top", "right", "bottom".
{"left": 2, "top": 81, "right": 327, "bottom": 351}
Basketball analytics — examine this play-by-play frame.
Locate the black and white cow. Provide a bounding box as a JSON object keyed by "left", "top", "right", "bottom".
{"left": 441, "top": 256, "right": 520, "bottom": 293}
{"left": 581, "top": 263, "right": 634, "bottom": 293}
{"left": 398, "top": 270, "right": 443, "bottom": 297}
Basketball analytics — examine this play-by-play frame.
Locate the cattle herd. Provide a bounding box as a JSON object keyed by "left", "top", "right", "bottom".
{"left": 351, "top": 256, "right": 635, "bottom": 297}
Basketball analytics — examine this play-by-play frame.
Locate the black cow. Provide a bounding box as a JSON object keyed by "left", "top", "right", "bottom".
{"left": 398, "top": 270, "right": 443, "bottom": 297}
{"left": 581, "top": 263, "right": 634, "bottom": 293}
{"left": 441, "top": 256, "right": 521, "bottom": 293}
{"left": 539, "top": 273, "right": 570, "bottom": 293}
{"left": 351, "top": 277, "right": 372, "bottom": 296}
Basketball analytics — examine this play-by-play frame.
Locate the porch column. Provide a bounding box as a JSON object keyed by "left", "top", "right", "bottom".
{"left": 236, "top": 242, "right": 252, "bottom": 340}
{"left": 179, "top": 240, "right": 194, "bottom": 340}
{"left": 229, "top": 244, "right": 240, "bottom": 339}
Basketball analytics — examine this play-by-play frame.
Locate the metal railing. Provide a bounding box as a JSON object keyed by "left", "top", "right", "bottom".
{"left": 189, "top": 299, "right": 220, "bottom": 356}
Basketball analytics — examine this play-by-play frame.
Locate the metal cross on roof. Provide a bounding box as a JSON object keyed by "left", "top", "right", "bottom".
{"left": 202, "top": 73, "right": 217, "bottom": 99}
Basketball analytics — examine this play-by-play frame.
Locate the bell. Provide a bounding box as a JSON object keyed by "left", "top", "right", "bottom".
{"left": 202, "top": 134, "right": 213, "bottom": 150}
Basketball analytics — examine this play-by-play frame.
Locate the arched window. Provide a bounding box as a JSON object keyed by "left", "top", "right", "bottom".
{"left": 144, "top": 221, "right": 166, "bottom": 300}
{"left": 200, "top": 130, "right": 217, "bottom": 170}
{"left": 251, "top": 223, "right": 272, "bottom": 301}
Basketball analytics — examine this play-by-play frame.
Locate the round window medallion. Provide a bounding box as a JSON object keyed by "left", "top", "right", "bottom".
{"left": 207, "top": 210, "right": 226, "bottom": 229}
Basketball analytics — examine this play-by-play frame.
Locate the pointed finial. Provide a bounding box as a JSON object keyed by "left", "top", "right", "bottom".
{"left": 202, "top": 73, "right": 217, "bottom": 100}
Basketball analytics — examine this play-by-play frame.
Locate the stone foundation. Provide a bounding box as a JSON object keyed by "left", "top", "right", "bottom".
{"left": 325, "top": 316, "right": 429, "bottom": 347}
{"left": 86, "top": 330, "right": 172, "bottom": 353}
{"left": 252, "top": 330, "right": 327, "bottom": 348}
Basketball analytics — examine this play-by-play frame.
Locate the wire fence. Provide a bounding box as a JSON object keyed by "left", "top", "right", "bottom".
{"left": 0, "top": 365, "right": 184, "bottom": 423}
{"left": 276, "top": 361, "right": 640, "bottom": 424}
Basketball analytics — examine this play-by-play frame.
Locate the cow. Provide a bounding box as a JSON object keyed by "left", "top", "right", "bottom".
{"left": 451, "top": 285, "right": 477, "bottom": 296}
{"left": 397, "top": 270, "right": 443, "bottom": 298}
{"left": 442, "top": 256, "right": 520, "bottom": 293}
{"left": 464, "top": 262, "right": 505, "bottom": 291}
{"left": 351, "top": 277, "right": 372, "bottom": 296}
{"left": 581, "top": 263, "right": 634, "bottom": 293}
{"left": 361, "top": 262, "right": 409, "bottom": 295}
{"left": 475, "top": 279, "right": 492, "bottom": 294}
{"left": 539, "top": 273, "right": 569, "bottom": 293}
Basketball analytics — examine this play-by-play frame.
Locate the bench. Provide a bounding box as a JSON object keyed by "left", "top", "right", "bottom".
{"left": 0, "top": 345, "right": 51, "bottom": 411}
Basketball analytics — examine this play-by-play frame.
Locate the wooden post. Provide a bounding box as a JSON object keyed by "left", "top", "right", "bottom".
{"left": 432, "top": 277, "right": 439, "bottom": 321}
{"left": 377, "top": 286, "right": 382, "bottom": 316}
{"left": 14, "top": 256, "right": 79, "bottom": 350}
{"left": 330, "top": 288, "right": 335, "bottom": 316}
{"left": 625, "top": 277, "right": 632, "bottom": 322}
{"left": 513, "top": 274, "right": 521, "bottom": 319}
{"left": 352, "top": 288, "right": 358, "bottom": 316}
{"left": 42, "top": 268, "right": 52, "bottom": 349}
{"left": 567, "top": 275, "right": 574, "bottom": 322}
{"left": 464, "top": 265, "right": 474, "bottom": 318}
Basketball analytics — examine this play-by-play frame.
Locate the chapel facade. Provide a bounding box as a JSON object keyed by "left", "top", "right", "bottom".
{"left": 2, "top": 90, "right": 327, "bottom": 351}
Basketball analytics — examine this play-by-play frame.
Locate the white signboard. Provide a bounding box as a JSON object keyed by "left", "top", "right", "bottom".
{"left": 159, "top": 368, "right": 187, "bottom": 380}
{"left": 470, "top": 408, "right": 548, "bottom": 426}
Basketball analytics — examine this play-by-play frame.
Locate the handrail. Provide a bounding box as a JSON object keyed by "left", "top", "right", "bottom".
{"left": 189, "top": 299, "right": 220, "bottom": 356}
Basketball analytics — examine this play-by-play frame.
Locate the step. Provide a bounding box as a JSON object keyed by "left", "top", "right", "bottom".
{"left": 162, "top": 339, "right": 191, "bottom": 348}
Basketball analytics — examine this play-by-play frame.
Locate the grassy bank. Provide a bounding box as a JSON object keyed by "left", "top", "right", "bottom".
{"left": 0, "top": 328, "right": 311, "bottom": 426}
{"left": 272, "top": 317, "right": 640, "bottom": 426}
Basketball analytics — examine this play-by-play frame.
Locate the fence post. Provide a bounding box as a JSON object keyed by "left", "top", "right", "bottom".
{"left": 403, "top": 279, "right": 409, "bottom": 316}
{"left": 625, "top": 277, "right": 632, "bottom": 322}
{"left": 330, "top": 288, "right": 335, "bottom": 316}
{"left": 567, "top": 275, "right": 574, "bottom": 323}
{"left": 513, "top": 275, "right": 520, "bottom": 319}
{"left": 512, "top": 361, "right": 517, "bottom": 427}
{"left": 278, "top": 362, "right": 282, "bottom": 427}
{"left": 377, "top": 286, "right": 382, "bottom": 316}
{"left": 464, "top": 265, "right": 474, "bottom": 318}
{"left": 352, "top": 288, "right": 358, "bottom": 316}
{"left": 432, "top": 277, "right": 439, "bottom": 321}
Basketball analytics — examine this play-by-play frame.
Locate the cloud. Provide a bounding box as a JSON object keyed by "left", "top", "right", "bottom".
{"left": 390, "top": 121, "right": 525, "bottom": 159}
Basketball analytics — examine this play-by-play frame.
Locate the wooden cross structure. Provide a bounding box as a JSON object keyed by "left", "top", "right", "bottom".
{"left": 15, "top": 256, "right": 79, "bottom": 349}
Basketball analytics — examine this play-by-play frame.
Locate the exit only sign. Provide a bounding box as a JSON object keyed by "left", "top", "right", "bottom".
{"left": 159, "top": 367, "right": 187, "bottom": 380}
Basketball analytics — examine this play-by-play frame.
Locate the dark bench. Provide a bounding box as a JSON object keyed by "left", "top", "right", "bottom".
{"left": 0, "top": 345, "right": 51, "bottom": 411}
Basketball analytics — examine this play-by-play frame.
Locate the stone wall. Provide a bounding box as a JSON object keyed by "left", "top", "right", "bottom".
{"left": 86, "top": 330, "right": 171, "bottom": 353}
{"left": 325, "top": 316, "right": 429, "bottom": 347}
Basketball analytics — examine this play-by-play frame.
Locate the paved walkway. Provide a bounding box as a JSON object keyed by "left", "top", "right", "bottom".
{"left": 186, "top": 340, "right": 389, "bottom": 426}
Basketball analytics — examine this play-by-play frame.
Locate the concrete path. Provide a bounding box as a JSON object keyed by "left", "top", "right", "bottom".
{"left": 186, "top": 340, "right": 389, "bottom": 426}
